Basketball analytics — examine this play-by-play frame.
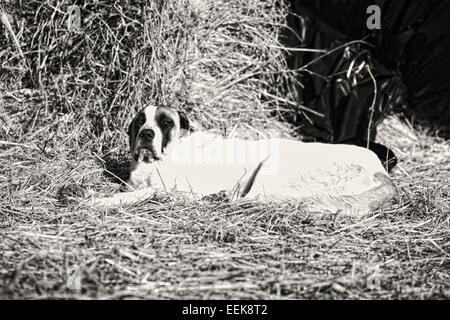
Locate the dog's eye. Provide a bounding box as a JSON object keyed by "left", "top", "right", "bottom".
{"left": 136, "top": 116, "right": 144, "bottom": 126}
{"left": 160, "top": 119, "right": 173, "bottom": 127}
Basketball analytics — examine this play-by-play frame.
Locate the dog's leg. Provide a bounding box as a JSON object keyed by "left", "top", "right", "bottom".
{"left": 246, "top": 172, "right": 396, "bottom": 216}
{"left": 58, "top": 184, "right": 157, "bottom": 210}
{"left": 345, "top": 172, "right": 396, "bottom": 215}
{"left": 89, "top": 186, "right": 156, "bottom": 209}
{"left": 304, "top": 172, "right": 397, "bottom": 216}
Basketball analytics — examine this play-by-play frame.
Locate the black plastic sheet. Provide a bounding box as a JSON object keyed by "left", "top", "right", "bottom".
{"left": 284, "top": 0, "right": 450, "bottom": 142}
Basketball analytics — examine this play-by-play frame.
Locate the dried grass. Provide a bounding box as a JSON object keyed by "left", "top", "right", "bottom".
{"left": 0, "top": 1, "right": 449, "bottom": 299}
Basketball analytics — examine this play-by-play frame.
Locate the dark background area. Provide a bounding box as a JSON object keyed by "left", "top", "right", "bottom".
{"left": 283, "top": 0, "right": 450, "bottom": 141}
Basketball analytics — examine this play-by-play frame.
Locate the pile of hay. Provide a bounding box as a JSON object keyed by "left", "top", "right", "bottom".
{"left": 1, "top": 0, "right": 299, "bottom": 146}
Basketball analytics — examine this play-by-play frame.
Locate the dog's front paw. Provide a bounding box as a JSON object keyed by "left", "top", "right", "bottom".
{"left": 201, "top": 190, "right": 230, "bottom": 202}
{"left": 57, "top": 184, "right": 90, "bottom": 205}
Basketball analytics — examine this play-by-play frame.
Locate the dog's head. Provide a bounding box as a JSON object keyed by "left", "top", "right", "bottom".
{"left": 128, "top": 105, "right": 190, "bottom": 163}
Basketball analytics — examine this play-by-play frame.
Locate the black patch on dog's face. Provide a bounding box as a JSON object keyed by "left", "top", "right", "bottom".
{"left": 157, "top": 113, "right": 175, "bottom": 148}
{"left": 155, "top": 107, "right": 184, "bottom": 149}
{"left": 128, "top": 111, "right": 146, "bottom": 148}
{"left": 178, "top": 111, "right": 190, "bottom": 131}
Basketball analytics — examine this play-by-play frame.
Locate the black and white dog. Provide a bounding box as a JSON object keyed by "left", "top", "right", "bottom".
{"left": 58, "top": 105, "right": 397, "bottom": 216}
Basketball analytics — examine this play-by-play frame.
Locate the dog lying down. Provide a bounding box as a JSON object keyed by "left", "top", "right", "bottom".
{"left": 60, "top": 106, "right": 397, "bottom": 216}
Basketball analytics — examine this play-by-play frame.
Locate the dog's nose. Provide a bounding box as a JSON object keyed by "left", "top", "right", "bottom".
{"left": 140, "top": 129, "right": 155, "bottom": 140}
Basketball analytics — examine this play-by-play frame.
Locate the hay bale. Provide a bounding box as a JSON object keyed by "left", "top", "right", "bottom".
{"left": 1, "top": 0, "right": 298, "bottom": 145}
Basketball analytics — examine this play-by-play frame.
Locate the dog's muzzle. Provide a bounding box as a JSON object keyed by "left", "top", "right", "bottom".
{"left": 135, "top": 129, "right": 160, "bottom": 163}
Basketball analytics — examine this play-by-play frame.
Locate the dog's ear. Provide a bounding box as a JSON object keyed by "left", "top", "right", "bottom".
{"left": 127, "top": 120, "right": 133, "bottom": 136}
{"left": 178, "top": 111, "right": 190, "bottom": 131}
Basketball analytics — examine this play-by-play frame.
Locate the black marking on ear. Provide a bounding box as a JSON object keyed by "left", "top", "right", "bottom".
{"left": 178, "top": 111, "right": 190, "bottom": 131}
{"left": 127, "top": 120, "right": 133, "bottom": 136}
{"left": 128, "top": 111, "right": 146, "bottom": 136}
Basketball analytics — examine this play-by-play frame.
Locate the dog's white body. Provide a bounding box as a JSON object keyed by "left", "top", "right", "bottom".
{"left": 92, "top": 123, "right": 396, "bottom": 216}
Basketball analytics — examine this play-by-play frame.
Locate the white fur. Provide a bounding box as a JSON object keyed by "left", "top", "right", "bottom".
{"left": 92, "top": 131, "right": 396, "bottom": 216}
{"left": 141, "top": 106, "right": 162, "bottom": 159}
